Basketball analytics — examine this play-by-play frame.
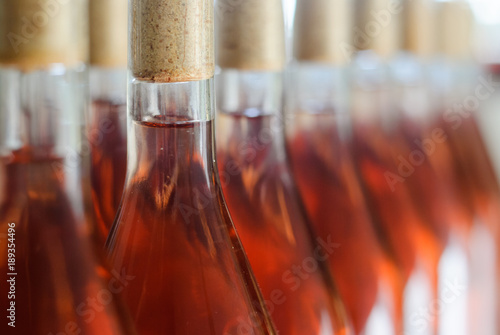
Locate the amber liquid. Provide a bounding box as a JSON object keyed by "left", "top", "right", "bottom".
{"left": 0, "top": 148, "right": 134, "bottom": 335}
{"left": 106, "top": 118, "right": 275, "bottom": 335}
{"left": 217, "top": 113, "right": 349, "bottom": 335}
{"left": 351, "top": 113, "right": 480, "bottom": 334}
{"left": 351, "top": 119, "right": 452, "bottom": 262}
{"left": 286, "top": 113, "right": 402, "bottom": 334}
{"left": 440, "top": 117, "right": 500, "bottom": 229}
{"left": 397, "top": 117, "right": 474, "bottom": 234}
{"left": 90, "top": 99, "right": 127, "bottom": 243}
{"left": 438, "top": 116, "right": 500, "bottom": 333}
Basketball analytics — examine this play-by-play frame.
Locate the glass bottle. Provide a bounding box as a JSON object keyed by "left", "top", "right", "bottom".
{"left": 105, "top": 1, "right": 276, "bottom": 334}
{"left": 348, "top": 0, "right": 453, "bottom": 332}
{"left": 351, "top": 1, "right": 483, "bottom": 334}
{"left": 89, "top": 0, "right": 128, "bottom": 243}
{"left": 287, "top": 1, "right": 403, "bottom": 334}
{"left": 391, "top": 1, "right": 500, "bottom": 333}
{"left": 215, "top": 0, "right": 351, "bottom": 334}
{"left": 430, "top": 2, "right": 500, "bottom": 333}
{"left": 0, "top": 0, "right": 135, "bottom": 334}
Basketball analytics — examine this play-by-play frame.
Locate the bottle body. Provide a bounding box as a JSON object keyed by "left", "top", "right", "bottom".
{"left": 349, "top": 54, "right": 465, "bottom": 335}
{"left": 285, "top": 62, "right": 403, "bottom": 334}
{"left": 216, "top": 70, "right": 350, "bottom": 335}
{"left": 106, "top": 78, "right": 276, "bottom": 335}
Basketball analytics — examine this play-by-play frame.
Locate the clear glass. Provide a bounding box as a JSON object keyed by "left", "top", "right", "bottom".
{"left": 286, "top": 61, "right": 403, "bottom": 335}
{"left": 106, "top": 76, "right": 277, "bottom": 335}
{"left": 89, "top": 67, "right": 128, "bottom": 243}
{"left": 0, "top": 64, "right": 135, "bottom": 334}
{"left": 216, "top": 69, "right": 352, "bottom": 335}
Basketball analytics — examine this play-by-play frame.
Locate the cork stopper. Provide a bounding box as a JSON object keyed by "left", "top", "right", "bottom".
{"left": 293, "top": 0, "right": 353, "bottom": 65}
{"left": 89, "top": 0, "right": 128, "bottom": 68}
{"left": 131, "top": 0, "right": 214, "bottom": 83}
{"left": 0, "top": 0, "right": 88, "bottom": 72}
{"left": 437, "top": 1, "right": 473, "bottom": 61}
{"left": 357, "top": 0, "right": 402, "bottom": 60}
{"left": 404, "top": 0, "right": 436, "bottom": 58}
{"left": 217, "top": 0, "right": 286, "bottom": 71}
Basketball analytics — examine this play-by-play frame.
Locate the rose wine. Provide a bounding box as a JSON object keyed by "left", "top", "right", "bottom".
{"left": 90, "top": 99, "right": 127, "bottom": 241}
{"left": 397, "top": 117, "right": 474, "bottom": 234}
{"left": 287, "top": 112, "right": 403, "bottom": 334}
{"left": 440, "top": 116, "right": 500, "bottom": 228}
{"left": 217, "top": 113, "right": 350, "bottom": 335}
{"left": 350, "top": 117, "right": 457, "bottom": 335}
{"left": 0, "top": 148, "right": 134, "bottom": 335}
{"left": 107, "top": 117, "right": 275, "bottom": 334}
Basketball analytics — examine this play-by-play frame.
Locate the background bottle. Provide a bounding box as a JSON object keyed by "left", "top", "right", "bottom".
{"left": 432, "top": 2, "right": 500, "bottom": 334}
{"left": 89, "top": 0, "right": 128, "bottom": 243}
{"left": 287, "top": 0, "right": 404, "bottom": 334}
{"left": 216, "top": 0, "right": 351, "bottom": 334}
{"left": 0, "top": 0, "right": 135, "bottom": 333}
{"left": 105, "top": 0, "right": 277, "bottom": 334}
{"left": 348, "top": 0, "right": 453, "bottom": 333}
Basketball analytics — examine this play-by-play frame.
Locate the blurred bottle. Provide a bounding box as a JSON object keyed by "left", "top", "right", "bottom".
{"left": 431, "top": 2, "right": 500, "bottom": 334}
{"left": 105, "top": 1, "right": 277, "bottom": 334}
{"left": 89, "top": 0, "right": 128, "bottom": 243}
{"left": 0, "top": 0, "right": 135, "bottom": 334}
{"left": 349, "top": 0, "right": 453, "bottom": 334}
{"left": 215, "top": 0, "right": 351, "bottom": 334}
{"left": 287, "top": 1, "right": 403, "bottom": 334}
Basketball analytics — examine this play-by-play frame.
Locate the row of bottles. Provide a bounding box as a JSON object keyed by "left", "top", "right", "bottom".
{"left": 1, "top": 0, "right": 499, "bottom": 334}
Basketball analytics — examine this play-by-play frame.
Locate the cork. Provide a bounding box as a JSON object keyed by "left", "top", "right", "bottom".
{"left": 437, "top": 1, "right": 473, "bottom": 61}
{"left": 356, "top": 0, "right": 402, "bottom": 60}
{"left": 294, "top": 0, "right": 353, "bottom": 65}
{"left": 131, "top": 0, "right": 214, "bottom": 83}
{"left": 89, "top": 0, "right": 128, "bottom": 68}
{"left": 0, "top": 0, "right": 88, "bottom": 72}
{"left": 404, "top": 0, "right": 436, "bottom": 58}
{"left": 216, "top": 0, "right": 286, "bottom": 71}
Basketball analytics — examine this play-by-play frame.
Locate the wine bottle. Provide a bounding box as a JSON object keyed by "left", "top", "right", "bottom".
{"left": 105, "top": 1, "right": 277, "bottom": 334}
{"left": 288, "top": 1, "right": 404, "bottom": 334}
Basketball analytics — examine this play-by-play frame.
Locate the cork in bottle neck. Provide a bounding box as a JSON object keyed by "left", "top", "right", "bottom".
{"left": 131, "top": 0, "right": 215, "bottom": 83}
{"left": 89, "top": 0, "right": 128, "bottom": 68}
{"left": 216, "top": 0, "right": 286, "bottom": 71}
{"left": 294, "top": 0, "right": 353, "bottom": 66}
{"left": 0, "top": 0, "right": 88, "bottom": 72}
{"left": 357, "top": 0, "right": 403, "bottom": 60}
{"left": 437, "top": 1, "right": 474, "bottom": 61}
{"left": 404, "top": 0, "right": 436, "bottom": 59}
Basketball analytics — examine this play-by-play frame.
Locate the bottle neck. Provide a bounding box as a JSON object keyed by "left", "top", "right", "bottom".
{"left": 350, "top": 51, "right": 403, "bottom": 131}
{"left": 0, "top": 64, "right": 87, "bottom": 160}
{"left": 90, "top": 66, "right": 127, "bottom": 104}
{"left": 286, "top": 61, "right": 349, "bottom": 116}
{"left": 285, "top": 61, "right": 351, "bottom": 143}
{"left": 216, "top": 70, "right": 287, "bottom": 165}
{"left": 216, "top": 70, "right": 283, "bottom": 117}
{"left": 126, "top": 78, "right": 216, "bottom": 188}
